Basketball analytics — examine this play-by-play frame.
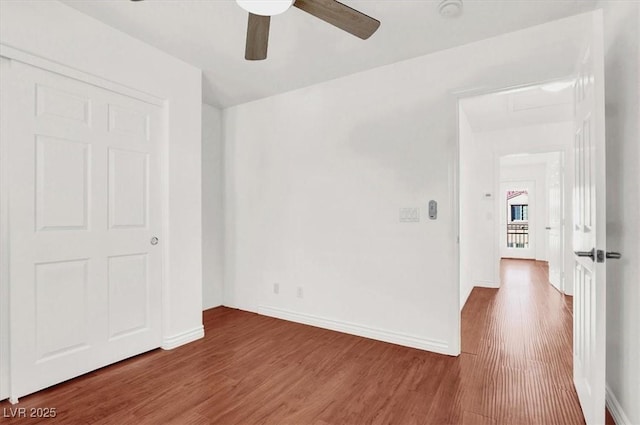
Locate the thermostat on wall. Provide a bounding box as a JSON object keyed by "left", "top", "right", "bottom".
{"left": 428, "top": 200, "right": 437, "bottom": 220}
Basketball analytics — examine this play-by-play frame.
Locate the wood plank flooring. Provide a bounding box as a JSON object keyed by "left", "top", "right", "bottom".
{"left": 1, "top": 259, "right": 603, "bottom": 424}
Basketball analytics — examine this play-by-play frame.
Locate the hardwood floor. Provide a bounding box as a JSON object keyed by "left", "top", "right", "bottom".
{"left": 461, "top": 259, "right": 583, "bottom": 425}
{"left": 1, "top": 259, "right": 602, "bottom": 424}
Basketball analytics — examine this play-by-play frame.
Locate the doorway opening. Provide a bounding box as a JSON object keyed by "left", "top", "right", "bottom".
{"left": 500, "top": 179, "right": 536, "bottom": 260}
{"left": 456, "top": 11, "right": 608, "bottom": 423}
{"left": 457, "top": 79, "right": 579, "bottom": 420}
{"left": 457, "top": 78, "right": 575, "bottom": 310}
{"left": 506, "top": 190, "right": 530, "bottom": 249}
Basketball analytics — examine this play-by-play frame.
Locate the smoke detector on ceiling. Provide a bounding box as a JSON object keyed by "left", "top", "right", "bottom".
{"left": 439, "top": 0, "right": 463, "bottom": 18}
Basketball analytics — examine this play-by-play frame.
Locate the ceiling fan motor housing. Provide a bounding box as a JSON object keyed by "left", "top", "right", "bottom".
{"left": 236, "top": 0, "right": 295, "bottom": 16}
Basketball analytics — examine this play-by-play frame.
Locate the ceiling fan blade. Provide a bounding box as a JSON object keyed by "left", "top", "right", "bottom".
{"left": 245, "top": 13, "right": 271, "bottom": 61}
{"left": 293, "top": 0, "right": 380, "bottom": 40}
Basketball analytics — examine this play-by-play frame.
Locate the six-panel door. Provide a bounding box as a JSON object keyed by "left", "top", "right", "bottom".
{"left": 7, "top": 61, "right": 163, "bottom": 399}
{"left": 572, "top": 13, "right": 607, "bottom": 425}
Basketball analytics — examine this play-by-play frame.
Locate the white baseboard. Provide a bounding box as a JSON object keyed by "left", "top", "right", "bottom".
{"left": 461, "top": 285, "right": 473, "bottom": 311}
{"left": 474, "top": 280, "right": 499, "bottom": 288}
{"left": 257, "top": 306, "right": 454, "bottom": 356}
{"left": 606, "top": 384, "right": 632, "bottom": 425}
{"left": 161, "top": 325, "right": 204, "bottom": 350}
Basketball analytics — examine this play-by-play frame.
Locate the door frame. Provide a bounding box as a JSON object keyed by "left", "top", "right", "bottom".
{"left": 491, "top": 146, "right": 574, "bottom": 294}
{"left": 546, "top": 152, "right": 566, "bottom": 293}
{"left": 456, "top": 79, "right": 576, "bottom": 296}
{"left": 455, "top": 79, "right": 578, "bottom": 367}
{"left": 0, "top": 56, "right": 10, "bottom": 402}
{"left": 0, "top": 45, "right": 168, "bottom": 403}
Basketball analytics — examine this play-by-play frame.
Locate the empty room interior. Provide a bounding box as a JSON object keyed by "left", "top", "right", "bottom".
{"left": 0, "top": 1, "right": 638, "bottom": 424}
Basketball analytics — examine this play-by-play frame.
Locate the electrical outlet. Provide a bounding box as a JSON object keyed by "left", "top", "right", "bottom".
{"left": 273, "top": 283, "right": 279, "bottom": 294}
{"left": 297, "top": 287, "right": 303, "bottom": 298}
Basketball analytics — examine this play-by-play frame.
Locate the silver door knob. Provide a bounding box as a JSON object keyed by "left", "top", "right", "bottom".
{"left": 150, "top": 236, "right": 159, "bottom": 245}
{"left": 606, "top": 252, "right": 622, "bottom": 259}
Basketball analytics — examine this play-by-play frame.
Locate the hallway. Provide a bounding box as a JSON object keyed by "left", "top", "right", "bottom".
{"left": 461, "top": 259, "right": 583, "bottom": 424}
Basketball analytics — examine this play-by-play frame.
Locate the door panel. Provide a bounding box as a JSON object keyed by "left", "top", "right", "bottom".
{"left": 6, "top": 61, "right": 163, "bottom": 399}
{"left": 108, "top": 254, "right": 149, "bottom": 340}
{"left": 107, "top": 104, "right": 149, "bottom": 140}
{"left": 35, "top": 135, "right": 90, "bottom": 231}
{"left": 572, "top": 12, "right": 606, "bottom": 425}
{"left": 108, "top": 148, "right": 149, "bottom": 229}
{"left": 36, "top": 84, "right": 91, "bottom": 125}
{"left": 35, "top": 259, "right": 90, "bottom": 361}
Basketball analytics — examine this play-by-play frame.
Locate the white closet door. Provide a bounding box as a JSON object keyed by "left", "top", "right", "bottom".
{"left": 6, "top": 61, "right": 163, "bottom": 399}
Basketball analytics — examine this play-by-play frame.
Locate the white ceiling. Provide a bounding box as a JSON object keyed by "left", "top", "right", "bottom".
{"left": 460, "top": 80, "right": 575, "bottom": 132}
{"left": 60, "top": 0, "right": 598, "bottom": 108}
{"left": 501, "top": 151, "right": 561, "bottom": 167}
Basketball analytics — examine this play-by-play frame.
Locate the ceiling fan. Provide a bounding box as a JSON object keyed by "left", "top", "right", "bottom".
{"left": 238, "top": 0, "right": 380, "bottom": 60}
{"left": 130, "top": 0, "right": 380, "bottom": 61}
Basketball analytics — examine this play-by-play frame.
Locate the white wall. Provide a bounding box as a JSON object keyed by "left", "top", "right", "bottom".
{"left": 202, "top": 103, "right": 224, "bottom": 310}
{"left": 459, "top": 121, "right": 574, "bottom": 289}
{"left": 459, "top": 120, "right": 497, "bottom": 288}
{"left": 599, "top": 1, "right": 640, "bottom": 424}
{"left": 224, "top": 12, "right": 595, "bottom": 355}
{"left": 0, "top": 1, "right": 203, "bottom": 348}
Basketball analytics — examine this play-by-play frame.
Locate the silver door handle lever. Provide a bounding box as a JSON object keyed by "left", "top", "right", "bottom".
{"left": 574, "top": 249, "right": 595, "bottom": 261}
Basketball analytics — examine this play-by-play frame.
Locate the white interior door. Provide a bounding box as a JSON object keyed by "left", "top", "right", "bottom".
{"left": 500, "top": 181, "right": 535, "bottom": 260}
{"left": 572, "top": 12, "right": 606, "bottom": 425}
{"left": 5, "top": 61, "right": 163, "bottom": 400}
{"left": 547, "top": 153, "right": 564, "bottom": 292}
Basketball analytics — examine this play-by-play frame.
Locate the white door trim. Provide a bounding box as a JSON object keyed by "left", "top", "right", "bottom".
{"left": 0, "top": 56, "right": 11, "bottom": 402}
{"left": 0, "top": 44, "right": 164, "bottom": 107}
{"left": 546, "top": 152, "right": 566, "bottom": 293}
{"left": 491, "top": 144, "right": 574, "bottom": 293}
{"left": 456, "top": 80, "right": 575, "bottom": 343}
{"left": 0, "top": 46, "right": 170, "bottom": 402}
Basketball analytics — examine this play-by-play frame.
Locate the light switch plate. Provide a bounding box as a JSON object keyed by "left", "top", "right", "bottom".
{"left": 400, "top": 208, "right": 420, "bottom": 222}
